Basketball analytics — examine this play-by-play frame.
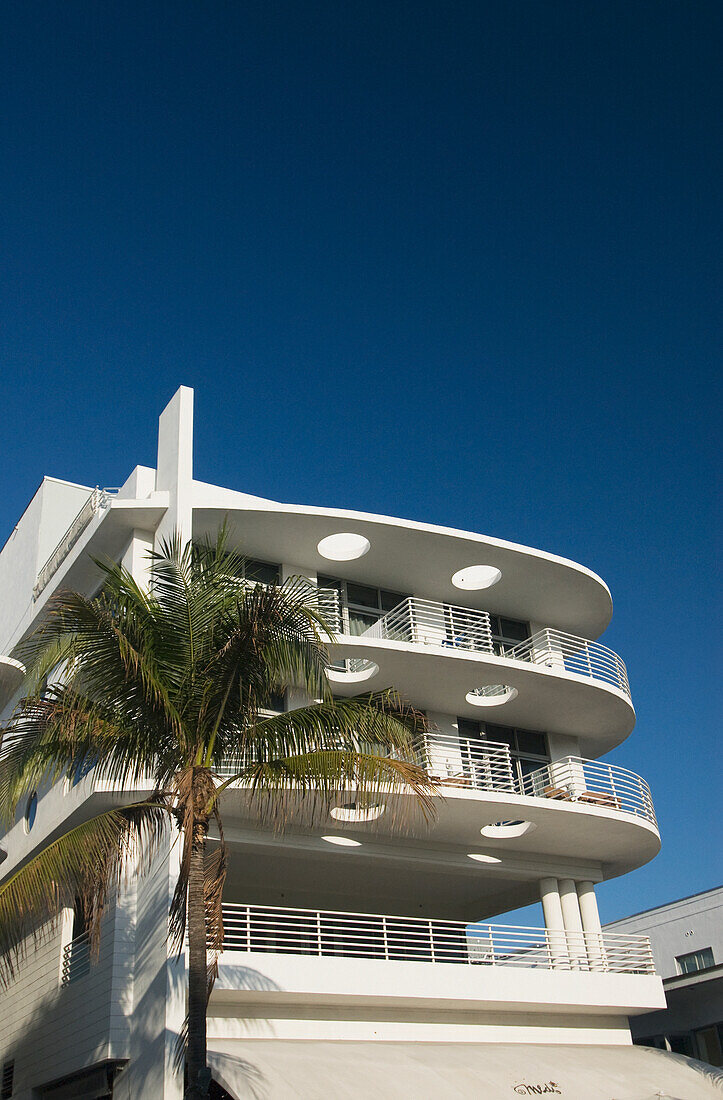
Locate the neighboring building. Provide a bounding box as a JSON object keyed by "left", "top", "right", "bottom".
{"left": 606, "top": 885, "right": 723, "bottom": 1066}
{"left": 0, "top": 387, "right": 718, "bottom": 1098}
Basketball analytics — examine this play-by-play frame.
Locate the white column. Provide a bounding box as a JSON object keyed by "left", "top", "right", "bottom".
{"left": 540, "top": 877, "right": 568, "bottom": 969}
{"left": 155, "top": 385, "right": 194, "bottom": 550}
{"left": 578, "top": 880, "right": 606, "bottom": 970}
{"left": 559, "top": 877, "right": 586, "bottom": 969}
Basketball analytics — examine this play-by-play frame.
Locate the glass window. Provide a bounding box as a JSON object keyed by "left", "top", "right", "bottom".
{"left": 380, "top": 589, "right": 406, "bottom": 612}
{"left": 345, "top": 583, "right": 380, "bottom": 609}
{"left": 489, "top": 615, "right": 530, "bottom": 655}
{"left": 676, "top": 947, "right": 715, "bottom": 975}
{"left": 244, "top": 558, "right": 280, "bottom": 585}
{"left": 320, "top": 576, "right": 408, "bottom": 634}
{"left": 516, "top": 729, "right": 548, "bottom": 757}
{"left": 456, "top": 721, "right": 549, "bottom": 789}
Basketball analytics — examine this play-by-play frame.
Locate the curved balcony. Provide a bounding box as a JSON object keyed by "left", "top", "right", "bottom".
{"left": 417, "top": 734, "right": 656, "bottom": 827}
{"left": 321, "top": 592, "right": 634, "bottom": 748}
{"left": 352, "top": 596, "right": 630, "bottom": 698}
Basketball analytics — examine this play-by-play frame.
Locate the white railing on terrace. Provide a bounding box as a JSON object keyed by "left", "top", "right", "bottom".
{"left": 505, "top": 628, "right": 631, "bottom": 698}
{"left": 315, "top": 592, "right": 630, "bottom": 699}
{"left": 33, "top": 488, "right": 115, "bottom": 600}
{"left": 415, "top": 734, "right": 656, "bottom": 826}
{"left": 61, "top": 931, "right": 91, "bottom": 984}
{"left": 220, "top": 903, "right": 656, "bottom": 974}
{"left": 215, "top": 731, "right": 655, "bottom": 826}
{"left": 521, "top": 756, "right": 657, "bottom": 825}
{"left": 361, "top": 597, "right": 494, "bottom": 653}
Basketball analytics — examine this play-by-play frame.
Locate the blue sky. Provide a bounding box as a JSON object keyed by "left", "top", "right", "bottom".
{"left": 1, "top": 2, "right": 719, "bottom": 922}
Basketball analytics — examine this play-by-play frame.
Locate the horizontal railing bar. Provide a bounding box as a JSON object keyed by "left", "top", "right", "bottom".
{"left": 218, "top": 903, "right": 655, "bottom": 974}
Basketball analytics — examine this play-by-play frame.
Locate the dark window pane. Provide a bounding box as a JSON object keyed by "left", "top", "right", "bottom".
{"left": 497, "top": 618, "right": 529, "bottom": 642}
{"left": 457, "top": 718, "right": 481, "bottom": 739}
{"left": 516, "top": 729, "right": 548, "bottom": 757}
{"left": 348, "top": 610, "right": 378, "bottom": 635}
{"left": 346, "top": 583, "right": 380, "bottom": 609}
{"left": 380, "top": 590, "right": 406, "bottom": 612}
{"left": 484, "top": 724, "right": 515, "bottom": 749}
{"left": 244, "top": 559, "right": 280, "bottom": 584}
{"left": 318, "top": 574, "right": 344, "bottom": 593}
{"left": 677, "top": 948, "right": 714, "bottom": 974}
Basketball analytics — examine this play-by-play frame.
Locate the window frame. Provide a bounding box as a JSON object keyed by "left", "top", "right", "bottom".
{"left": 676, "top": 947, "right": 715, "bottom": 975}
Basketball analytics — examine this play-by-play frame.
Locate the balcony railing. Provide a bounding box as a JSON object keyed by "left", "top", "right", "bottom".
{"left": 216, "top": 732, "right": 655, "bottom": 827}
{"left": 317, "top": 592, "right": 631, "bottom": 700}
{"left": 417, "top": 733, "right": 657, "bottom": 826}
{"left": 33, "top": 488, "right": 115, "bottom": 600}
{"left": 220, "top": 903, "right": 655, "bottom": 974}
{"left": 61, "top": 931, "right": 91, "bottom": 984}
{"left": 520, "top": 756, "right": 656, "bottom": 824}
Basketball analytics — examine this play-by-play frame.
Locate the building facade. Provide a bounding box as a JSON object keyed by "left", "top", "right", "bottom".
{"left": 606, "top": 885, "right": 723, "bottom": 1067}
{"left": 0, "top": 388, "right": 718, "bottom": 1098}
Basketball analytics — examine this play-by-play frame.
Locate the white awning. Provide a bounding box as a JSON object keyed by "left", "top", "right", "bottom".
{"left": 208, "top": 1040, "right": 723, "bottom": 1099}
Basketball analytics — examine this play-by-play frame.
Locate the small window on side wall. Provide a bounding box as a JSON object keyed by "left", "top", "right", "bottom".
{"left": 676, "top": 947, "right": 714, "bottom": 975}
{"left": 1, "top": 1059, "right": 14, "bottom": 1100}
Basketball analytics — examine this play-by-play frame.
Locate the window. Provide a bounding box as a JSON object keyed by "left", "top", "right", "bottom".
{"left": 488, "top": 615, "right": 529, "bottom": 655}
{"left": 457, "top": 719, "right": 549, "bottom": 788}
{"left": 1, "top": 1060, "right": 13, "bottom": 1100}
{"left": 676, "top": 947, "right": 715, "bottom": 975}
{"left": 318, "top": 576, "right": 406, "bottom": 636}
{"left": 23, "top": 791, "right": 37, "bottom": 833}
{"left": 243, "top": 558, "right": 280, "bottom": 585}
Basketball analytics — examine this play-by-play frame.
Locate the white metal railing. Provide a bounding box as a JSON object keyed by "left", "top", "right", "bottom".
{"left": 33, "top": 488, "right": 115, "bottom": 600}
{"left": 316, "top": 592, "right": 631, "bottom": 700}
{"left": 61, "top": 931, "right": 91, "bottom": 984}
{"left": 220, "top": 903, "right": 656, "bottom": 974}
{"left": 361, "top": 597, "right": 494, "bottom": 653}
{"left": 504, "top": 628, "right": 631, "bottom": 697}
{"left": 411, "top": 732, "right": 518, "bottom": 792}
{"left": 215, "top": 731, "right": 656, "bottom": 827}
{"left": 521, "top": 757, "right": 657, "bottom": 825}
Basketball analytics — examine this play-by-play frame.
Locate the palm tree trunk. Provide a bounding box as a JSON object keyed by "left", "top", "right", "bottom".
{"left": 186, "top": 817, "right": 209, "bottom": 1100}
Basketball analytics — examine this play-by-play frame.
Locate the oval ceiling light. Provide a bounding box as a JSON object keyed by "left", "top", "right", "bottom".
{"left": 317, "top": 533, "right": 371, "bottom": 562}
{"left": 465, "top": 685, "right": 518, "bottom": 708}
{"left": 452, "top": 565, "right": 502, "bottom": 591}
{"left": 320, "top": 835, "right": 362, "bottom": 847}
{"left": 467, "top": 853, "right": 502, "bottom": 864}
{"left": 480, "top": 821, "right": 537, "bottom": 839}
{"left": 330, "top": 802, "right": 385, "bottom": 823}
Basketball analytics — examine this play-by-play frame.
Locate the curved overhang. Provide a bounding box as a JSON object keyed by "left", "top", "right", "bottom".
{"left": 328, "top": 638, "right": 635, "bottom": 753}
{"left": 212, "top": 784, "right": 660, "bottom": 920}
{"left": 0, "top": 655, "right": 25, "bottom": 710}
{"left": 191, "top": 484, "right": 614, "bottom": 638}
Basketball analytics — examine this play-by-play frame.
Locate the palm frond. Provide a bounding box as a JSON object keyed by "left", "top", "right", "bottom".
{"left": 0, "top": 801, "right": 170, "bottom": 989}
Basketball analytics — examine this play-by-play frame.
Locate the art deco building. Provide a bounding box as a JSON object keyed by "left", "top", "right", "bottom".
{"left": 0, "top": 388, "right": 716, "bottom": 1098}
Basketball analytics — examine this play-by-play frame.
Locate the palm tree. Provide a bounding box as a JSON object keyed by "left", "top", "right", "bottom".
{"left": 0, "top": 533, "right": 434, "bottom": 1100}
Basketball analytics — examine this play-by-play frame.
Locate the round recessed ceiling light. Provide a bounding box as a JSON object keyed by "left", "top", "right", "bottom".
{"left": 467, "top": 853, "right": 502, "bottom": 864}
{"left": 465, "top": 685, "right": 518, "bottom": 708}
{"left": 330, "top": 802, "right": 385, "bottom": 823}
{"left": 320, "top": 835, "right": 362, "bottom": 847}
{"left": 480, "top": 821, "right": 537, "bottom": 839}
{"left": 317, "top": 533, "right": 371, "bottom": 562}
{"left": 452, "top": 565, "right": 502, "bottom": 591}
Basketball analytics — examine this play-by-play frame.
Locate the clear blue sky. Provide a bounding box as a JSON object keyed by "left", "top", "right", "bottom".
{"left": 1, "top": 2, "right": 719, "bottom": 922}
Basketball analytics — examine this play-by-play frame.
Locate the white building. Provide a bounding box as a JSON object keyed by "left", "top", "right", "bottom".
{"left": 606, "top": 885, "right": 723, "bottom": 1067}
{"left": 0, "top": 387, "right": 718, "bottom": 1099}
